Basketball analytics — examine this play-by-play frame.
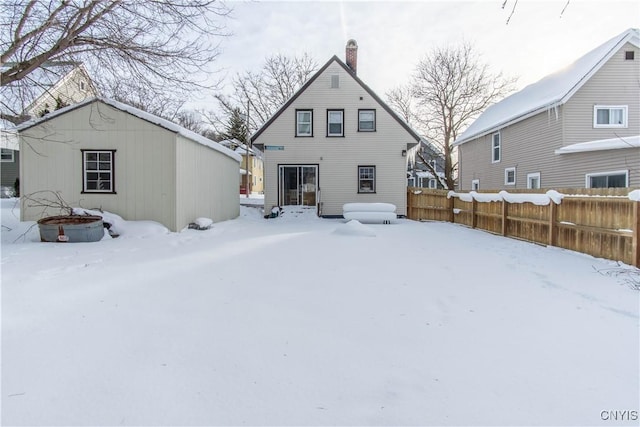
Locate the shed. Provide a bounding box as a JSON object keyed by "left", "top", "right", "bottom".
{"left": 18, "top": 97, "right": 241, "bottom": 231}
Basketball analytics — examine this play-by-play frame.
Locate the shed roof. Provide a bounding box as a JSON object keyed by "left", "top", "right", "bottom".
{"left": 17, "top": 97, "right": 241, "bottom": 162}
{"left": 453, "top": 28, "right": 640, "bottom": 147}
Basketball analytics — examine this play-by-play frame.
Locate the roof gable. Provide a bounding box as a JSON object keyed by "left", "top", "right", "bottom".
{"left": 251, "top": 55, "right": 422, "bottom": 144}
{"left": 18, "top": 97, "right": 241, "bottom": 162}
{"left": 454, "top": 28, "right": 639, "bottom": 146}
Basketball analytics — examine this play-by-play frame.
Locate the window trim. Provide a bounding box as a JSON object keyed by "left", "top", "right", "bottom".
{"left": 585, "top": 169, "right": 628, "bottom": 188}
{"left": 358, "top": 109, "right": 376, "bottom": 132}
{"left": 81, "top": 149, "right": 116, "bottom": 194}
{"left": 504, "top": 167, "right": 516, "bottom": 186}
{"left": 295, "top": 109, "right": 313, "bottom": 137}
{"left": 327, "top": 109, "right": 344, "bottom": 137}
{"left": 491, "top": 132, "right": 501, "bottom": 163}
{"left": 527, "top": 172, "right": 541, "bottom": 189}
{"left": 1, "top": 148, "right": 15, "bottom": 162}
{"left": 358, "top": 165, "right": 376, "bottom": 193}
{"left": 593, "top": 105, "right": 628, "bottom": 128}
{"left": 471, "top": 179, "right": 480, "bottom": 191}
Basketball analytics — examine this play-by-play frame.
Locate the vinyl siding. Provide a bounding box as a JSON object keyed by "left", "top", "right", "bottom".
{"left": 256, "top": 61, "right": 413, "bottom": 216}
{"left": 175, "top": 134, "right": 240, "bottom": 230}
{"left": 563, "top": 41, "right": 640, "bottom": 146}
{"left": 458, "top": 108, "right": 563, "bottom": 190}
{"left": 27, "top": 68, "right": 97, "bottom": 117}
{"left": 458, "top": 42, "right": 640, "bottom": 190}
{"left": 20, "top": 101, "right": 178, "bottom": 229}
{"left": 1, "top": 149, "right": 19, "bottom": 188}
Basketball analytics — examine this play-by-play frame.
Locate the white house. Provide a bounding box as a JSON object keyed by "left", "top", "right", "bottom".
{"left": 1, "top": 63, "right": 98, "bottom": 191}
{"left": 18, "top": 97, "right": 241, "bottom": 231}
{"left": 252, "top": 40, "right": 422, "bottom": 217}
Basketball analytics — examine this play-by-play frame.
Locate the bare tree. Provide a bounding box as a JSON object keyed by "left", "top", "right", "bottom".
{"left": 386, "top": 85, "right": 417, "bottom": 127}
{"left": 213, "top": 53, "right": 318, "bottom": 132}
{"left": 391, "top": 42, "right": 516, "bottom": 190}
{"left": 1, "top": 1, "right": 230, "bottom": 123}
{"left": 105, "top": 79, "right": 187, "bottom": 123}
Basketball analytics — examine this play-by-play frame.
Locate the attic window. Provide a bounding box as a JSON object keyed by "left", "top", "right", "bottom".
{"left": 80, "top": 81, "right": 86, "bottom": 90}
{"left": 331, "top": 75, "right": 339, "bottom": 89}
{"left": 625, "top": 51, "right": 635, "bottom": 60}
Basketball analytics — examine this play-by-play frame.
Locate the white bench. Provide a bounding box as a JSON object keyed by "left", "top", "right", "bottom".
{"left": 343, "top": 203, "right": 397, "bottom": 224}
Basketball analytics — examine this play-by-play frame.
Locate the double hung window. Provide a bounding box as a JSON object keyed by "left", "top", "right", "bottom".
{"left": 492, "top": 132, "right": 501, "bottom": 163}
{"left": 358, "top": 166, "right": 376, "bottom": 193}
{"left": 296, "top": 110, "right": 313, "bottom": 136}
{"left": 358, "top": 109, "right": 376, "bottom": 132}
{"left": 327, "top": 110, "right": 344, "bottom": 136}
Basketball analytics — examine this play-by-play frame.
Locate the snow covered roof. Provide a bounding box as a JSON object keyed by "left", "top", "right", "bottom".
{"left": 415, "top": 171, "right": 445, "bottom": 179}
{"left": 555, "top": 135, "right": 640, "bottom": 154}
{"left": 454, "top": 28, "right": 640, "bottom": 147}
{"left": 17, "top": 97, "right": 242, "bottom": 163}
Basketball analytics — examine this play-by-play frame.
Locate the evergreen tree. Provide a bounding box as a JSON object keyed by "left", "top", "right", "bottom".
{"left": 221, "top": 108, "right": 248, "bottom": 147}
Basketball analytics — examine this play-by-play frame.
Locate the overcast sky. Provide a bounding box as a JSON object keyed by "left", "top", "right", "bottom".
{"left": 199, "top": 0, "right": 639, "bottom": 109}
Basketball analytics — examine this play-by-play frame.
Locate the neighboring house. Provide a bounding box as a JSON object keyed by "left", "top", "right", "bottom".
{"left": 0, "top": 127, "right": 19, "bottom": 194}
{"left": 0, "top": 63, "right": 97, "bottom": 190}
{"left": 453, "top": 28, "right": 640, "bottom": 190}
{"left": 236, "top": 144, "right": 264, "bottom": 195}
{"left": 18, "top": 97, "right": 241, "bottom": 231}
{"left": 219, "top": 139, "right": 265, "bottom": 194}
{"left": 407, "top": 140, "right": 446, "bottom": 189}
{"left": 252, "top": 40, "right": 422, "bottom": 217}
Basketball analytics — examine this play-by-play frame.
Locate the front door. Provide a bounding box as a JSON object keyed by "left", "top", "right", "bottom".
{"left": 279, "top": 165, "right": 317, "bottom": 206}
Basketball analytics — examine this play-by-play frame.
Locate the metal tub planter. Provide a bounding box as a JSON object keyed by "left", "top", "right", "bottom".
{"left": 37, "top": 215, "right": 104, "bottom": 243}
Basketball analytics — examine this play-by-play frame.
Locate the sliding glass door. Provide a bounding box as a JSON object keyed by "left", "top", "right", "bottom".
{"left": 278, "top": 165, "right": 317, "bottom": 206}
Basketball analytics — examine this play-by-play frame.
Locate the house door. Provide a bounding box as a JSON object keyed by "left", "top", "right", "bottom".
{"left": 279, "top": 165, "right": 317, "bottom": 206}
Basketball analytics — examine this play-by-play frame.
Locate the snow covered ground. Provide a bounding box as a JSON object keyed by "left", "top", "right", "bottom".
{"left": 1, "top": 197, "right": 639, "bottom": 426}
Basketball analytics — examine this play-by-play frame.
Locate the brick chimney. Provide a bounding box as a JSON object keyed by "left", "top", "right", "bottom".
{"left": 345, "top": 39, "right": 358, "bottom": 74}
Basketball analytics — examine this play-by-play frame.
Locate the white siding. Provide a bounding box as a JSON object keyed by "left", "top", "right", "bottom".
{"left": 27, "top": 68, "right": 97, "bottom": 117}
{"left": 175, "top": 134, "right": 240, "bottom": 229}
{"left": 257, "top": 61, "right": 414, "bottom": 216}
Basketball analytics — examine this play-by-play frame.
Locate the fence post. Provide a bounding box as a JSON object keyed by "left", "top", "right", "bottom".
{"left": 548, "top": 201, "right": 558, "bottom": 247}
{"left": 471, "top": 199, "right": 477, "bottom": 229}
{"left": 448, "top": 193, "right": 454, "bottom": 223}
{"left": 501, "top": 200, "right": 508, "bottom": 236}
{"left": 633, "top": 201, "right": 639, "bottom": 268}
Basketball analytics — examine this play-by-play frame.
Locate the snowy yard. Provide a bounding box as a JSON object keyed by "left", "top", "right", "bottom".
{"left": 1, "top": 198, "right": 638, "bottom": 426}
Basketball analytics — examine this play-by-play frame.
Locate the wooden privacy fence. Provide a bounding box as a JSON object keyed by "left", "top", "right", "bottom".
{"left": 407, "top": 187, "right": 640, "bottom": 267}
